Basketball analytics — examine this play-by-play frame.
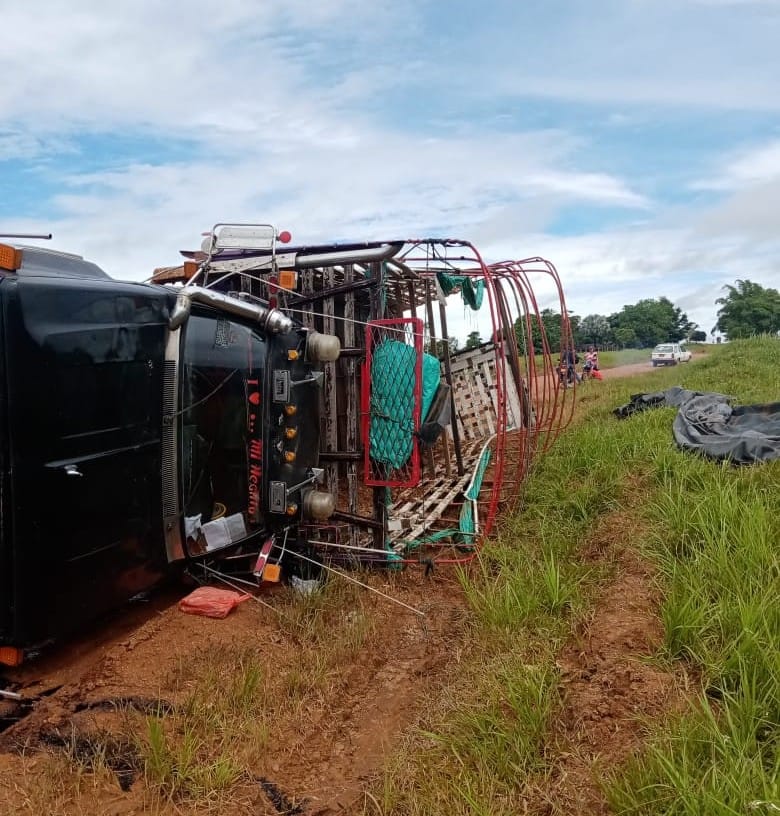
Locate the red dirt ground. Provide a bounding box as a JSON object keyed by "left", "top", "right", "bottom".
{"left": 0, "top": 571, "right": 468, "bottom": 815}
{"left": 544, "top": 545, "right": 682, "bottom": 814}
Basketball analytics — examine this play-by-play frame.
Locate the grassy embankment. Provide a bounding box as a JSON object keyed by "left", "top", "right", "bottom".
{"left": 371, "top": 336, "right": 780, "bottom": 814}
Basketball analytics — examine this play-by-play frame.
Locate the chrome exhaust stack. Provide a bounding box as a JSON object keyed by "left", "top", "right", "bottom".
{"left": 169, "top": 286, "right": 293, "bottom": 333}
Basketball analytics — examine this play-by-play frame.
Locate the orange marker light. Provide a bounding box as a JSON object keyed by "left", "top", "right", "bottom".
{"left": 263, "top": 563, "right": 281, "bottom": 582}
{"left": 284, "top": 427, "right": 298, "bottom": 440}
{"left": 283, "top": 450, "right": 296, "bottom": 463}
{"left": 0, "top": 244, "right": 22, "bottom": 272}
{"left": 278, "top": 269, "right": 297, "bottom": 290}
{"left": 0, "top": 646, "right": 23, "bottom": 667}
{"left": 284, "top": 404, "right": 297, "bottom": 416}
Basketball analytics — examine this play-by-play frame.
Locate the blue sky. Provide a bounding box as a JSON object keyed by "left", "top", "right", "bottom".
{"left": 2, "top": 0, "right": 780, "bottom": 338}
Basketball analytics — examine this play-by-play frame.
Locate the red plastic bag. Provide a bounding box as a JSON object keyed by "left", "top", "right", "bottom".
{"left": 179, "top": 586, "right": 251, "bottom": 619}
{"left": 592, "top": 369, "right": 604, "bottom": 380}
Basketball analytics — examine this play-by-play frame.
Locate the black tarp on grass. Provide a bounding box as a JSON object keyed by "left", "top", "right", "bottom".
{"left": 614, "top": 386, "right": 780, "bottom": 464}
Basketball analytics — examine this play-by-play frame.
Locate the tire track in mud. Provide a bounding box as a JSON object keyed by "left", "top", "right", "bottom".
{"left": 257, "top": 587, "right": 467, "bottom": 815}
{"left": 539, "top": 519, "right": 685, "bottom": 815}
{"left": 527, "top": 358, "right": 703, "bottom": 813}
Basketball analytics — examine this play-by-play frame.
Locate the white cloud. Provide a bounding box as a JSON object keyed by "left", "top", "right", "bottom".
{"left": 18, "top": 122, "right": 644, "bottom": 283}
{"left": 0, "top": 131, "right": 39, "bottom": 161}
{"left": 3, "top": 0, "right": 780, "bottom": 349}
{"left": 0, "top": 0, "right": 412, "bottom": 142}
{"left": 695, "top": 140, "right": 780, "bottom": 190}
{"left": 694, "top": 180, "right": 780, "bottom": 242}
{"left": 690, "top": 140, "right": 780, "bottom": 243}
{"left": 688, "top": 0, "right": 780, "bottom": 5}
{"left": 464, "top": 1, "right": 780, "bottom": 112}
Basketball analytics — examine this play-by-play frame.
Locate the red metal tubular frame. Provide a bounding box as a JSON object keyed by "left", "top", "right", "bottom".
{"left": 390, "top": 242, "right": 575, "bottom": 566}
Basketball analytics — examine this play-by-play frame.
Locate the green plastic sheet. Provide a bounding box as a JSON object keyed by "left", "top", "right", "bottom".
{"left": 436, "top": 271, "right": 485, "bottom": 310}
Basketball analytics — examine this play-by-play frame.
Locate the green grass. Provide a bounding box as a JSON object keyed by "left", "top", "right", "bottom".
{"left": 140, "top": 647, "right": 265, "bottom": 800}
{"left": 372, "top": 336, "right": 780, "bottom": 815}
{"left": 375, "top": 650, "right": 560, "bottom": 816}
{"left": 601, "top": 337, "right": 780, "bottom": 814}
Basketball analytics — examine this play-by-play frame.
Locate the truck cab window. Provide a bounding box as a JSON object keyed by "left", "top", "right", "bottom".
{"left": 180, "top": 315, "right": 266, "bottom": 553}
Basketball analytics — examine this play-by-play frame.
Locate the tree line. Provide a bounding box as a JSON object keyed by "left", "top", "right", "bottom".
{"left": 507, "top": 278, "right": 780, "bottom": 353}
{"left": 513, "top": 297, "right": 697, "bottom": 354}
{"left": 434, "top": 279, "right": 779, "bottom": 354}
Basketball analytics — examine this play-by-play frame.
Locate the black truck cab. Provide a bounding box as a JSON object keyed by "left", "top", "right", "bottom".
{"left": 0, "top": 235, "right": 336, "bottom": 662}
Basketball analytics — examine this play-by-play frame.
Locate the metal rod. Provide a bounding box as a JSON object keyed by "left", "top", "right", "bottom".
{"left": 406, "top": 280, "right": 418, "bottom": 321}
{"left": 284, "top": 549, "right": 426, "bottom": 617}
{"left": 319, "top": 451, "right": 362, "bottom": 461}
{"left": 423, "top": 280, "right": 447, "bottom": 477}
{"left": 306, "top": 538, "right": 394, "bottom": 556}
{"left": 0, "top": 233, "right": 52, "bottom": 240}
{"left": 295, "top": 243, "right": 401, "bottom": 269}
{"left": 286, "top": 469, "right": 323, "bottom": 496}
{"left": 293, "top": 277, "right": 374, "bottom": 306}
{"left": 331, "top": 509, "right": 384, "bottom": 530}
{"left": 368, "top": 260, "right": 388, "bottom": 550}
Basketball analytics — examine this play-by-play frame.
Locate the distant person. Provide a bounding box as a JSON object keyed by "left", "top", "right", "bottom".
{"left": 584, "top": 346, "right": 599, "bottom": 373}
{"left": 559, "top": 346, "right": 580, "bottom": 386}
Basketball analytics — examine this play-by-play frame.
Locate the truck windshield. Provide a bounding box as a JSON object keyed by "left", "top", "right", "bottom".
{"left": 180, "top": 314, "right": 267, "bottom": 554}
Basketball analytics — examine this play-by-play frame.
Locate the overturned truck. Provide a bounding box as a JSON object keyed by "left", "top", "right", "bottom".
{"left": 0, "top": 226, "right": 573, "bottom": 663}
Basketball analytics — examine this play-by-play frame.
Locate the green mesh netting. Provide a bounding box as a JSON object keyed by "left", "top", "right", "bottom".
{"left": 436, "top": 271, "right": 485, "bottom": 310}
{"left": 369, "top": 340, "right": 441, "bottom": 468}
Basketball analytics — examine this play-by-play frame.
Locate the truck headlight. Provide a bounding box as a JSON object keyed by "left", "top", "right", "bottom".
{"left": 302, "top": 489, "right": 336, "bottom": 521}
